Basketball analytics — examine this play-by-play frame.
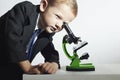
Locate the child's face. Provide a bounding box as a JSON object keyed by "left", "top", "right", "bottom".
{"left": 39, "top": 2, "right": 76, "bottom": 33}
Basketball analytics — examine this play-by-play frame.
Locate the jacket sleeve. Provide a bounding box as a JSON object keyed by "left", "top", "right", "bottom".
{"left": 41, "top": 39, "right": 61, "bottom": 69}
{"left": 4, "top": 1, "right": 35, "bottom": 63}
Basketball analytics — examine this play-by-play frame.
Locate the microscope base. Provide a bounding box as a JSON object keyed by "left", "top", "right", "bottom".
{"left": 66, "top": 63, "right": 95, "bottom": 71}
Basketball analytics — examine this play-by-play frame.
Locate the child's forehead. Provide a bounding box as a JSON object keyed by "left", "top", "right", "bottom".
{"left": 53, "top": 4, "right": 75, "bottom": 22}
{"left": 54, "top": 3, "right": 74, "bottom": 14}
{"left": 48, "top": 0, "right": 78, "bottom": 16}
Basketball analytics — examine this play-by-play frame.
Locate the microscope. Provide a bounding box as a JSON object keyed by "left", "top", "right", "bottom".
{"left": 62, "top": 22, "right": 95, "bottom": 71}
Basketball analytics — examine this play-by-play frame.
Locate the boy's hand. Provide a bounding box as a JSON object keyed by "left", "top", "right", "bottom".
{"left": 38, "top": 62, "right": 58, "bottom": 74}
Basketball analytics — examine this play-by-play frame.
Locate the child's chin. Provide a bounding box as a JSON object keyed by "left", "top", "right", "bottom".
{"left": 45, "top": 30, "right": 53, "bottom": 33}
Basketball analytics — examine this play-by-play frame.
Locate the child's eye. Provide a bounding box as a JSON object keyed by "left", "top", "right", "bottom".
{"left": 56, "top": 14, "right": 61, "bottom": 19}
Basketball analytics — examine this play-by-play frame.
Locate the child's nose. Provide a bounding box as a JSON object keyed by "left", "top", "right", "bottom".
{"left": 55, "top": 23, "right": 63, "bottom": 30}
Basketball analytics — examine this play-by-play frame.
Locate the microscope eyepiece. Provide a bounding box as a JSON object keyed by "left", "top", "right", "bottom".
{"left": 63, "top": 22, "right": 79, "bottom": 44}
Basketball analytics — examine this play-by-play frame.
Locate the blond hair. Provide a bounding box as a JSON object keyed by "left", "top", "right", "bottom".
{"left": 47, "top": 0, "right": 78, "bottom": 16}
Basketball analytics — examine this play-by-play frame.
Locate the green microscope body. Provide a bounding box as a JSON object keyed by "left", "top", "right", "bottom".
{"left": 62, "top": 22, "right": 95, "bottom": 71}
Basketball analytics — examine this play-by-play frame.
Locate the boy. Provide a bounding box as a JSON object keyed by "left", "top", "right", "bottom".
{"left": 0, "top": 0, "right": 78, "bottom": 80}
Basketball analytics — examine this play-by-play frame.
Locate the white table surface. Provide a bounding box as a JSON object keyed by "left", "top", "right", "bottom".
{"left": 23, "top": 64, "right": 120, "bottom": 80}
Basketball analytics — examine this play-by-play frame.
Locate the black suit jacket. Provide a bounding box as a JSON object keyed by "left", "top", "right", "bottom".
{"left": 0, "top": 1, "right": 60, "bottom": 69}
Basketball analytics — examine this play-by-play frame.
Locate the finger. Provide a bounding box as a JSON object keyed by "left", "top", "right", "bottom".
{"left": 44, "top": 63, "right": 57, "bottom": 74}
{"left": 40, "top": 62, "right": 50, "bottom": 73}
{"left": 43, "top": 63, "right": 53, "bottom": 72}
{"left": 47, "top": 67, "right": 56, "bottom": 74}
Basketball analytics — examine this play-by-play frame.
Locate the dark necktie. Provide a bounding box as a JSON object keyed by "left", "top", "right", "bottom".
{"left": 26, "top": 29, "right": 40, "bottom": 60}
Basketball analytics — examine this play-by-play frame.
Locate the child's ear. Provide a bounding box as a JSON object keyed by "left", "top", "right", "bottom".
{"left": 40, "top": 0, "right": 48, "bottom": 12}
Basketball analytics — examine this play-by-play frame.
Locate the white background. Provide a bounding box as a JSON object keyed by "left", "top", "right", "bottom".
{"left": 0, "top": 0, "right": 120, "bottom": 66}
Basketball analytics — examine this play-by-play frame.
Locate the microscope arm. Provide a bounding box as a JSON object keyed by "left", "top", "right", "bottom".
{"left": 62, "top": 35, "right": 77, "bottom": 61}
